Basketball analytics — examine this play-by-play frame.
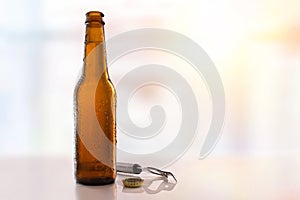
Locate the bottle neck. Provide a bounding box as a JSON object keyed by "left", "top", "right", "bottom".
{"left": 83, "top": 22, "right": 108, "bottom": 80}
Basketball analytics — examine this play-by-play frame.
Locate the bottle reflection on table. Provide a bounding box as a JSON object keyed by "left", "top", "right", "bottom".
{"left": 76, "top": 184, "right": 116, "bottom": 200}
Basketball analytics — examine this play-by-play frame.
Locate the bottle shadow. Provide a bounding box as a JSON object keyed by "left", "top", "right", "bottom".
{"left": 75, "top": 184, "right": 116, "bottom": 200}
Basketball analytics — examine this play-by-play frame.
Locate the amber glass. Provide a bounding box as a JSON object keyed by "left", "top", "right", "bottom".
{"left": 74, "top": 11, "right": 116, "bottom": 185}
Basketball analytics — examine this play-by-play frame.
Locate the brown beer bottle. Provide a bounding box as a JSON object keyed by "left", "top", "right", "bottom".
{"left": 74, "top": 11, "right": 116, "bottom": 185}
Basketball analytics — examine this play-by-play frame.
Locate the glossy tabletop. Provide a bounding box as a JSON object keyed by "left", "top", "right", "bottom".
{"left": 1, "top": 155, "right": 300, "bottom": 200}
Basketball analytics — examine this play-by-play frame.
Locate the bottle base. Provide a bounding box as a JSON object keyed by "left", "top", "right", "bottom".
{"left": 76, "top": 177, "right": 115, "bottom": 186}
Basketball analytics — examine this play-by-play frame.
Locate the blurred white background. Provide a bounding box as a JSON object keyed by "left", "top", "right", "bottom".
{"left": 0, "top": 0, "right": 299, "bottom": 160}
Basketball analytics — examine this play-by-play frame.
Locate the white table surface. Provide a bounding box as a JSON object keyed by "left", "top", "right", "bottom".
{"left": 1, "top": 155, "right": 300, "bottom": 200}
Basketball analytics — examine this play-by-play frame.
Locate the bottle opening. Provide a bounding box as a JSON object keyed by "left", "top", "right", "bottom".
{"left": 86, "top": 11, "right": 105, "bottom": 24}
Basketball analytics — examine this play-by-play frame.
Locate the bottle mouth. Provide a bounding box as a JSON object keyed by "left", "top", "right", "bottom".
{"left": 85, "top": 11, "right": 105, "bottom": 24}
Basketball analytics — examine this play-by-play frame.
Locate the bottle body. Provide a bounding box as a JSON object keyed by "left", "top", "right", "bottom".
{"left": 74, "top": 11, "right": 116, "bottom": 185}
